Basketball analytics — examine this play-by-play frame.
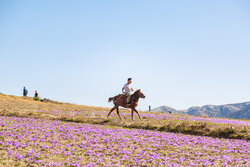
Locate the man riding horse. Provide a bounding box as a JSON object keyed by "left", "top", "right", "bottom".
{"left": 122, "top": 78, "right": 133, "bottom": 105}
{"left": 107, "top": 78, "right": 146, "bottom": 120}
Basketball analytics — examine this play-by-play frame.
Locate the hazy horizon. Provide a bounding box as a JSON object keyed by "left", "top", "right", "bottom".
{"left": 1, "top": 0, "right": 250, "bottom": 110}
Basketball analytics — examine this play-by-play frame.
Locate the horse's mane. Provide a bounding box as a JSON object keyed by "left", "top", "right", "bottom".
{"left": 132, "top": 89, "right": 141, "bottom": 95}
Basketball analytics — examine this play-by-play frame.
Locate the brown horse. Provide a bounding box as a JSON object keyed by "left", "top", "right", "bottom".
{"left": 107, "top": 89, "right": 145, "bottom": 120}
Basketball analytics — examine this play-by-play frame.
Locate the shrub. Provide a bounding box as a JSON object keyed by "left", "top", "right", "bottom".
{"left": 159, "top": 125, "right": 168, "bottom": 131}
{"left": 33, "top": 97, "right": 40, "bottom": 101}
{"left": 144, "top": 124, "right": 157, "bottom": 130}
{"left": 230, "top": 133, "right": 244, "bottom": 139}
{"left": 101, "top": 119, "right": 111, "bottom": 124}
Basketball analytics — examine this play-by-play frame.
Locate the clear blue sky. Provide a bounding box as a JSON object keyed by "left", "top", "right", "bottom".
{"left": 1, "top": 0, "right": 250, "bottom": 110}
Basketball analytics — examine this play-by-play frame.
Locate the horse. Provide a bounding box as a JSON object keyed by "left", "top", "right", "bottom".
{"left": 107, "top": 89, "right": 145, "bottom": 120}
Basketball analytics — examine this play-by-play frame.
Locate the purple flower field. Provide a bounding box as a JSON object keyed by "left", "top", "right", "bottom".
{"left": 0, "top": 116, "right": 249, "bottom": 166}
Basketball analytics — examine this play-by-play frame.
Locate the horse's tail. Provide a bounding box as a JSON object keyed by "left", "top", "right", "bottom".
{"left": 108, "top": 97, "right": 115, "bottom": 102}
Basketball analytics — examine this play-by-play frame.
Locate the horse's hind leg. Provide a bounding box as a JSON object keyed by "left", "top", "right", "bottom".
{"left": 116, "top": 107, "right": 122, "bottom": 120}
{"left": 107, "top": 106, "right": 116, "bottom": 118}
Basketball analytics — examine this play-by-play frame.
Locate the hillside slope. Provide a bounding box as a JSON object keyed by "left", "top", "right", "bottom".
{"left": 0, "top": 94, "right": 112, "bottom": 112}
{"left": 0, "top": 94, "right": 249, "bottom": 140}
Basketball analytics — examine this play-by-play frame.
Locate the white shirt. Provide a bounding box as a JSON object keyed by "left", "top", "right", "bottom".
{"left": 123, "top": 83, "right": 132, "bottom": 93}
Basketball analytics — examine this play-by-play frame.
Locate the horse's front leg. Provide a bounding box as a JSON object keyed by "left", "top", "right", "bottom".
{"left": 133, "top": 108, "right": 142, "bottom": 120}
{"left": 131, "top": 109, "right": 134, "bottom": 120}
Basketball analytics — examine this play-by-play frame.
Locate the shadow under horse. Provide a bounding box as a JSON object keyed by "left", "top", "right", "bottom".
{"left": 107, "top": 89, "right": 146, "bottom": 120}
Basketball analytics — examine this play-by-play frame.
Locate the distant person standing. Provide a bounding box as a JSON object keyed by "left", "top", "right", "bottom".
{"left": 34, "top": 91, "right": 38, "bottom": 98}
{"left": 23, "top": 87, "right": 28, "bottom": 97}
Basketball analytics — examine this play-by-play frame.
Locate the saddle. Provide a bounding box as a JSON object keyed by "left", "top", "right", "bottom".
{"left": 116, "top": 94, "right": 134, "bottom": 107}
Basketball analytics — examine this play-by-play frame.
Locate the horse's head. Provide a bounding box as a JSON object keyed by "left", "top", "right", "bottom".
{"left": 135, "top": 89, "right": 145, "bottom": 99}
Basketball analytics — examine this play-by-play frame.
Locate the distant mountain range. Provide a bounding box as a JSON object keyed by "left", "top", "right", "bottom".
{"left": 152, "top": 102, "right": 250, "bottom": 119}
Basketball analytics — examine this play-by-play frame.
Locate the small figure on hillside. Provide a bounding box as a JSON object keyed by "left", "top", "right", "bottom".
{"left": 33, "top": 90, "right": 40, "bottom": 101}
{"left": 23, "top": 87, "right": 28, "bottom": 97}
{"left": 34, "top": 91, "right": 38, "bottom": 98}
{"left": 122, "top": 78, "right": 134, "bottom": 105}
